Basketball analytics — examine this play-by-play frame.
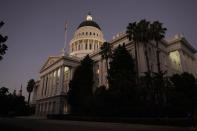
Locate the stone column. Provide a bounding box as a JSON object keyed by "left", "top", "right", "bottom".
{"left": 54, "top": 69, "right": 58, "bottom": 95}
{"left": 39, "top": 77, "right": 44, "bottom": 99}
{"left": 41, "top": 76, "right": 45, "bottom": 98}
{"left": 59, "top": 66, "right": 64, "bottom": 95}
{"left": 179, "top": 50, "right": 186, "bottom": 72}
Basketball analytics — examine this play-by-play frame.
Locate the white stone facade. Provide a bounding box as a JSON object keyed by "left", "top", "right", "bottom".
{"left": 33, "top": 14, "right": 197, "bottom": 116}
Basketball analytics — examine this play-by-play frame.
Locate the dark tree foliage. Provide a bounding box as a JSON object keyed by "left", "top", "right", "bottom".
{"left": 0, "top": 21, "right": 8, "bottom": 60}
{"left": 68, "top": 55, "right": 94, "bottom": 114}
{"left": 168, "top": 72, "right": 197, "bottom": 116}
{"left": 26, "top": 79, "right": 35, "bottom": 104}
{"left": 0, "top": 87, "right": 32, "bottom": 116}
{"left": 106, "top": 44, "right": 137, "bottom": 114}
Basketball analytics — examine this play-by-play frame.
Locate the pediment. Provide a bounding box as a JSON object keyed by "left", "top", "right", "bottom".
{"left": 40, "top": 56, "right": 60, "bottom": 72}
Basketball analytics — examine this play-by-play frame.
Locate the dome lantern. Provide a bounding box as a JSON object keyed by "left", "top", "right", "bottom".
{"left": 86, "top": 12, "right": 92, "bottom": 21}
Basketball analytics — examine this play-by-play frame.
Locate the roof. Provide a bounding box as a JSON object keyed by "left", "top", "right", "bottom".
{"left": 77, "top": 20, "right": 101, "bottom": 30}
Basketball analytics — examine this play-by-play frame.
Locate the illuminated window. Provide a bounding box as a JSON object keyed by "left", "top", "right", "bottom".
{"left": 96, "top": 68, "right": 100, "bottom": 74}
{"left": 58, "top": 68, "right": 60, "bottom": 77}
{"left": 169, "top": 51, "right": 182, "bottom": 71}
{"left": 106, "top": 82, "right": 109, "bottom": 89}
{"left": 64, "top": 67, "right": 69, "bottom": 72}
{"left": 53, "top": 71, "right": 56, "bottom": 77}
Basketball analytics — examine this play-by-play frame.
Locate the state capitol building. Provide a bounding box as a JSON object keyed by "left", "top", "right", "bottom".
{"left": 32, "top": 13, "right": 197, "bottom": 116}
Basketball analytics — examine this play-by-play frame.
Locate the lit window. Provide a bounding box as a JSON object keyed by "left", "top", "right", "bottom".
{"left": 54, "top": 71, "right": 56, "bottom": 77}
{"left": 169, "top": 51, "right": 182, "bottom": 71}
{"left": 64, "top": 67, "right": 69, "bottom": 72}
{"left": 96, "top": 68, "right": 100, "bottom": 74}
{"left": 58, "top": 68, "right": 60, "bottom": 77}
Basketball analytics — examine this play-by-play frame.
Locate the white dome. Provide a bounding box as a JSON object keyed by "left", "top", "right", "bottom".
{"left": 69, "top": 14, "right": 105, "bottom": 58}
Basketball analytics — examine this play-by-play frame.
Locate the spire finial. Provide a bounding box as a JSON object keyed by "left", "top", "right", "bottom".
{"left": 86, "top": 12, "right": 92, "bottom": 21}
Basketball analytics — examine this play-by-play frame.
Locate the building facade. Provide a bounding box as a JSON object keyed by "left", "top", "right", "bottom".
{"left": 33, "top": 14, "right": 197, "bottom": 116}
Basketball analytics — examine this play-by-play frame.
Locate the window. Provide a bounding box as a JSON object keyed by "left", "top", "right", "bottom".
{"left": 93, "top": 33, "right": 95, "bottom": 35}
{"left": 169, "top": 51, "right": 182, "bottom": 71}
{"left": 58, "top": 68, "right": 60, "bottom": 77}
{"left": 90, "top": 32, "right": 92, "bottom": 35}
{"left": 97, "top": 69, "right": 100, "bottom": 74}
{"left": 86, "top": 32, "right": 88, "bottom": 35}
{"left": 82, "top": 32, "right": 84, "bottom": 35}
{"left": 90, "top": 43, "right": 92, "bottom": 49}
{"left": 85, "top": 43, "right": 88, "bottom": 49}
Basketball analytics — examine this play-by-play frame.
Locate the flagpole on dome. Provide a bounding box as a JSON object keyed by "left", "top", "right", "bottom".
{"left": 61, "top": 20, "right": 68, "bottom": 56}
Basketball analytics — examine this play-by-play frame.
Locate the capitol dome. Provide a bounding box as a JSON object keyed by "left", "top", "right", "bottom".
{"left": 69, "top": 13, "right": 105, "bottom": 58}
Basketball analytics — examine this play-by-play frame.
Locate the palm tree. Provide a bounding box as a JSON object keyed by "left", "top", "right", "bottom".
{"left": 100, "top": 42, "right": 112, "bottom": 71}
{"left": 26, "top": 79, "right": 35, "bottom": 104}
{"left": 150, "top": 21, "right": 167, "bottom": 73}
{"left": 137, "top": 19, "right": 152, "bottom": 75}
{"left": 126, "top": 22, "right": 139, "bottom": 83}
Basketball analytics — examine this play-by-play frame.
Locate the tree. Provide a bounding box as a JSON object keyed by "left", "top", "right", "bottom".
{"left": 150, "top": 21, "right": 167, "bottom": 73}
{"left": 26, "top": 79, "right": 35, "bottom": 105}
{"left": 0, "top": 21, "right": 8, "bottom": 60}
{"left": 68, "top": 55, "right": 94, "bottom": 114}
{"left": 107, "top": 44, "right": 137, "bottom": 113}
{"left": 100, "top": 42, "right": 112, "bottom": 71}
{"left": 126, "top": 22, "right": 139, "bottom": 82}
{"left": 136, "top": 19, "right": 152, "bottom": 75}
{"left": 169, "top": 72, "right": 197, "bottom": 115}
{"left": 0, "top": 87, "right": 9, "bottom": 96}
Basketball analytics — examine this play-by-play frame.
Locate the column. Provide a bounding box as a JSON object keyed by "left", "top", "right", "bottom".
{"left": 55, "top": 69, "right": 58, "bottom": 95}
{"left": 59, "top": 66, "right": 64, "bottom": 94}
{"left": 88, "top": 39, "right": 90, "bottom": 50}
{"left": 179, "top": 50, "right": 186, "bottom": 72}
{"left": 39, "top": 77, "right": 44, "bottom": 99}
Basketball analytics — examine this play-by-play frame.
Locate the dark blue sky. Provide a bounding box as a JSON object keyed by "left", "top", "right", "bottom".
{"left": 0, "top": 0, "right": 197, "bottom": 99}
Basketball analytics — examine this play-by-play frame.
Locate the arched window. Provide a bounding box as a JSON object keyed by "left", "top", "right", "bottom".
{"left": 90, "top": 43, "right": 92, "bottom": 50}
{"left": 86, "top": 32, "right": 88, "bottom": 35}
{"left": 93, "top": 33, "right": 95, "bottom": 35}
{"left": 90, "top": 32, "right": 92, "bottom": 35}
{"left": 82, "top": 32, "right": 84, "bottom": 35}
{"left": 85, "top": 43, "right": 88, "bottom": 50}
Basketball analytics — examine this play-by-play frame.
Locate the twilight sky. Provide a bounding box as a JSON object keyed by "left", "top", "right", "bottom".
{"left": 0, "top": 0, "right": 197, "bottom": 100}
